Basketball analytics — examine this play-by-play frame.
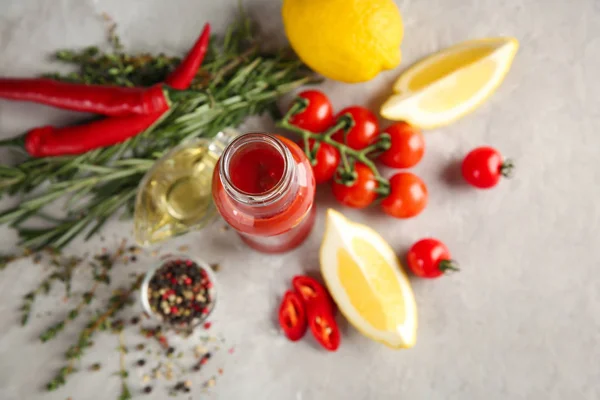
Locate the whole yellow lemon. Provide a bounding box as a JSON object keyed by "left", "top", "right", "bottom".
{"left": 282, "top": 0, "right": 404, "bottom": 83}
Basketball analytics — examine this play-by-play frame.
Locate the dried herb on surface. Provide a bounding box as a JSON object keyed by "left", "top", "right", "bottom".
{"left": 20, "top": 253, "right": 84, "bottom": 325}
{"left": 47, "top": 274, "right": 142, "bottom": 391}
{"left": 39, "top": 242, "right": 126, "bottom": 341}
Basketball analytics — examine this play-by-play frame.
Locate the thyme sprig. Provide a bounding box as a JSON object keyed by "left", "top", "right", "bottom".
{"left": 39, "top": 241, "right": 127, "bottom": 342}
{"left": 47, "top": 274, "right": 142, "bottom": 391}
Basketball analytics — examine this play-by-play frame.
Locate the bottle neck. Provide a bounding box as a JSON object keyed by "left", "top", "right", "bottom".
{"left": 218, "top": 133, "right": 298, "bottom": 212}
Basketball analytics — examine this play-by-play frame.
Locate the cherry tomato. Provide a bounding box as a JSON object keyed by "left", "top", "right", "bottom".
{"left": 300, "top": 139, "right": 340, "bottom": 184}
{"left": 461, "top": 146, "right": 513, "bottom": 189}
{"left": 308, "top": 304, "right": 340, "bottom": 351}
{"left": 381, "top": 172, "right": 428, "bottom": 218}
{"left": 332, "top": 106, "right": 379, "bottom": 150}
{"left": 278, "top": 291, "right": 308, "bottom": 341}
{"left": 378, "top": 122, "right": 425, "bottom": 168}
{"left": 332, "top": 163, "right": 378, "bottom": 208}
{"left": 407, "top": 238, "right": 459, "bottom": 279}
{"left": 289, "top": 90, "right": 334, "bottom": 133}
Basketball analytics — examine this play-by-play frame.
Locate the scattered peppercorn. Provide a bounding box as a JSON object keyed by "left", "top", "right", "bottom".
{"left": 143, "top": 386, "right": 152, "bottom": 394}
{"left": 192, "top": 352, "right": 212, "bottom": 371}
{"left": 146, "top": 258, "right": 215, "bottom": 328}
{"left": 137, "top": 359, "right": 146, "bottom": 367}
{"left": 90, "top": 363, "right": 102, "bottom": 371}
{"left": 131, "top": 316, "right": 140, "bottom": 325}
{"left": 167, "top": 347, "right": 175, "bottom": 356}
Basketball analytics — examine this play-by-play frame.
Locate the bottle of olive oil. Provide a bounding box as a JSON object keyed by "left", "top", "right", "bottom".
{"left": 134, "top": 129, "right": 238, "bottom": 245}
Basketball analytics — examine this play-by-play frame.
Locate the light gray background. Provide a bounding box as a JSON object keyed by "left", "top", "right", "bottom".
{"left": 1, "top": 0, "right": 599, "bottom": 399}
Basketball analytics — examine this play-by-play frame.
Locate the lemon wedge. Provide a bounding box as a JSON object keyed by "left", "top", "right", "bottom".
{"left": 320, "top": 209, "right": 417, "bottom": 348}
{"left": 380, "top": 37, "right": 519, "bottom": 129}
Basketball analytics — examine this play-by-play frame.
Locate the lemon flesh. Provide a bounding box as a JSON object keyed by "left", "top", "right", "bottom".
{"left": 320, "top": 209, "right": 417, "bottom": 348}
{"left": 282, "top": 0, "right": 403, "bottom": 83}
{"left": 381, "top": 37, "right": 519, "bottom": 128}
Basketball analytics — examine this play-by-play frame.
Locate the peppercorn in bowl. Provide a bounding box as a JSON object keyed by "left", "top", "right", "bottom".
{"left": 141, "top": 255, "right": 217, "bottom": 330}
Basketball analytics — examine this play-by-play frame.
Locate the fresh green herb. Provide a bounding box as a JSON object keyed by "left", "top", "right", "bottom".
{"left": 0, "top": 16, "right": 316, "bottom": 253}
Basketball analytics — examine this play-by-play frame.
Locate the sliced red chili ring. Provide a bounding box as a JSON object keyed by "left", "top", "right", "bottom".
{"left": 292, "top": 275, "right": 336, "bottom": 315}
{"left": 308, "top": 305, "right": 340, "bottom": 352}
{"left": 278, "top": 291, "right": 307, "bottom": 341}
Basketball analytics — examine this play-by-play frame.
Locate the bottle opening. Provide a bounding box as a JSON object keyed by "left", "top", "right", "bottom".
{"left": 228, "top": 141, "right": 285, "bottom": 195}
{"left": 220, "top": 133, "right": 294, "bottom": 205}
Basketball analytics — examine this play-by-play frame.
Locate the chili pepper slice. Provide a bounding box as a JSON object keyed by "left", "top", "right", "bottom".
{"left": 165, "top": 23, "right": 211, "bottom": 90}
{"left": 308, "top": 305, "right": 340, "bottom": 351}
{"left": 292, "top": 275, "right": 335, "bottom": 315}
{"left": 0, "top": 79, "right": 169, "bottom": 117}
{"left": 278, "top": 291, "right": 307, "bottom": 341}
{"left": 24, "top": 111, "right": 166, "bottom": 158}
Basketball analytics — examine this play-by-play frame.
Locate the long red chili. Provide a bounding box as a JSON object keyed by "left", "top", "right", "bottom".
{"left": 0, "top": 79, "right": 169, "bottom": 117}
{"left": 165, "top": 23, "right": 211, "bottom": 90}
{"left": 23, "top": 112, "right": 165, "bottom": 157}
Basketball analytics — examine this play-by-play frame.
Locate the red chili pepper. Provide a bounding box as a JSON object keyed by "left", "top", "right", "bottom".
{"left": 308, "top": 305, "right": 340, "bottom": 351}
{"left": 165, "top": 23, "right": 211, "bottom": 90}
{"left": 292, "top": 275, "right": 336, "bottom": 315}
{"left": 0, "top": 79, "right": 169, "bottom": 117}
{"left": 278, "top": 291, "right": 307, "bottom": 341}
{"left": 24, "top": 111, "right": 165, "bottom": 157}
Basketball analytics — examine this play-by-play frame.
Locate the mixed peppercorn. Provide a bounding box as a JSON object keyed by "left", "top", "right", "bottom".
{"left": 146, "top": 258, "right": 215, "bottom": 328}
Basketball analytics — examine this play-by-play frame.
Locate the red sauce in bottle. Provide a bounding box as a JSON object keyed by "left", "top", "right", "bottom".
{"left": 212, "top": 133, "right": 316, "bottom": 253}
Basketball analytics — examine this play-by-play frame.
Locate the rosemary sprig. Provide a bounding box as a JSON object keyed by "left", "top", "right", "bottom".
{"left": 0, "top": 16, "right": 316, "bottom": 252}
{"left": 47, "top": 274, "right": 143, "bottom": 391}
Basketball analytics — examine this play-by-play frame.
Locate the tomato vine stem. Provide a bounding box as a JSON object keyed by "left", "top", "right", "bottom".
{"left": 278, "top": 98, "right": 392, "bottom": 194}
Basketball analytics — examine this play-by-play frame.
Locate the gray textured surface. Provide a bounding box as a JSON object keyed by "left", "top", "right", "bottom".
{"left": 1, "top": 0, "right": 599, "bottom": 399}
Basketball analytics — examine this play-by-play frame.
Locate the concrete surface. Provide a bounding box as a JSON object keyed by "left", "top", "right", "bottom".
{"left": 0, "top": 0, "right": 599, "bottom": 399}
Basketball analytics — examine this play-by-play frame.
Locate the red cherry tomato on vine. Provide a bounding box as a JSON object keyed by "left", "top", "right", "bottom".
{"left": 461, "top": 146, "right": 513, "bottom": 189}
{"left": 299, "top": 139, "right": 340, "bottom": 184}
{"left": 380, "top": 172, "right": 428, "bottom": 218}
{"left": 407, "top": 238, "right": 459, "bottom": 279}
{"left": 332, "top": 163, "right": 378, "bottom": 208}
{"left": 289, "top": 90, "right": 334, "bottom": 133}
{"left": 331, "top": 106, "right": 379, "bottom": 150}
{"left": 378, "top": 122, "right": 425, "bottom": 168}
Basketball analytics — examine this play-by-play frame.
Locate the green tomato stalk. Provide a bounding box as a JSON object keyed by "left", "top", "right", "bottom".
{"left": 278, "top": 98, "right": 392, "bottom": 196}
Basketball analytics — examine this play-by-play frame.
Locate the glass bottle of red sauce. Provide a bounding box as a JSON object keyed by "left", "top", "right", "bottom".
{"left": 212, "top": 133, "right": 317, "bottom": 253}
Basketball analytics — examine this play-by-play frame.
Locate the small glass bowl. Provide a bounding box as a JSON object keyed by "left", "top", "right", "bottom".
{"left": 140, "top": 254, "right": 218, "bottom": 331}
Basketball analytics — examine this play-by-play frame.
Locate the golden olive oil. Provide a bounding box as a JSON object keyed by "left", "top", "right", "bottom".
{"left": 134, "top": 130, "right": 237, "bottom": 245}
